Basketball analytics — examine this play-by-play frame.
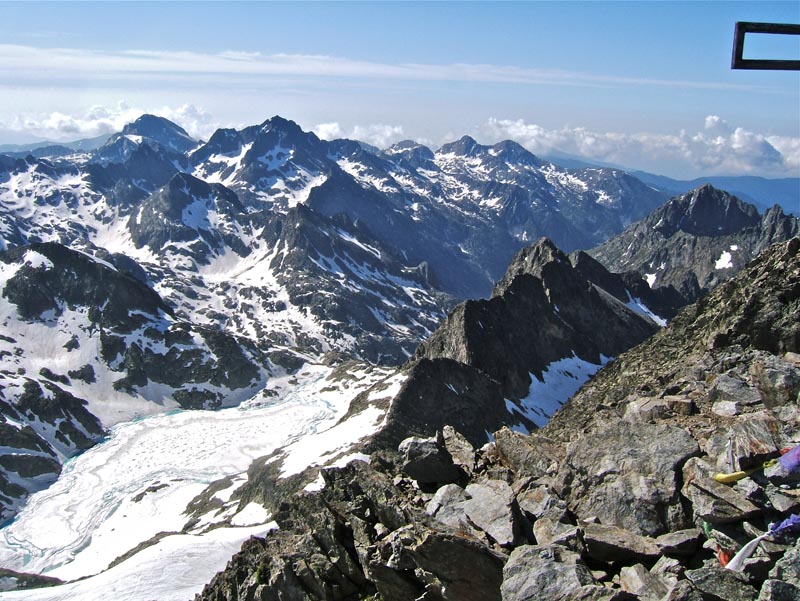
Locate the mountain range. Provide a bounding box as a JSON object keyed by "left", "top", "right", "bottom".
{"left": 0, "top": 114, "right": 798, "bottom": 599}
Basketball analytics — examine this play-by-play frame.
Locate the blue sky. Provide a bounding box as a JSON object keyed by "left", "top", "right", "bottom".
{"left": 0, "top": 1, "right": 798, "bottom": 178}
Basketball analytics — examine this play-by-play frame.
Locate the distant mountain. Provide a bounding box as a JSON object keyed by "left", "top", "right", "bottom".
{"left": 590, "top": 184, "right": 799, "bottom": 303}
{"left": 632, "top": 171, "right": 799, "bottom": 215}
{"left": 0, "top": 133, "right": 112, "bottom": 156}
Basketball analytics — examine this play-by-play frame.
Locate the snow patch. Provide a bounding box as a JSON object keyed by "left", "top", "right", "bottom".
{"left": 511, "top": 354, "right": 610, "bottom": 428}
{"left": 715, "top": 251, "right": 733, "bottom": 270}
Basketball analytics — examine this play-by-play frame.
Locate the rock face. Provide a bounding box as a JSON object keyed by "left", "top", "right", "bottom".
{"left": 196, "top": 237, "right": 800, "bottom": 601}
{"left": 590, "top": 184, "right": 799, "bottom": 305}
{"left": 414, "top": 237, "right": 662, "bottom": 426}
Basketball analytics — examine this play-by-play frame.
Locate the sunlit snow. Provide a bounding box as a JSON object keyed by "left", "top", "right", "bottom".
{"left": 715, "top": 250, "right": 733, "bottom": 269}
{"left": 507, "top": 354, "right": 610, "bottom": 428}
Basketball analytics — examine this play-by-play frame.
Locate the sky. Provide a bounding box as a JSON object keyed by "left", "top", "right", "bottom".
{"left": 0, "top": 0, "right": 798, "bottom": 179}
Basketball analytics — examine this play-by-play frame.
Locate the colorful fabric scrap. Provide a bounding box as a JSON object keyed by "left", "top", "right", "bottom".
{"left": 726, "top": 512, "right": 800, "bottom": 572}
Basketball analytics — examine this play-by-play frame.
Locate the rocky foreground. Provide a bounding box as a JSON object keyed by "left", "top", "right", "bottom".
{"left": 197, "top": 237, "right": 800, "bottom": 601}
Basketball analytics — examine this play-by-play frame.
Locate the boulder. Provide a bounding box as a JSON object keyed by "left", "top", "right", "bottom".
{"left": 655, "top": 528, "right": 703, "bottom": 557}
{"left": 682, "top": 457, "right": 762, "bottom": 524}
{"left": 369, "top": 525, "right": 506, "bottom": 601}
{"left": 619, "top": 563, "right": 669, "bottom": 600}
{"left": 685, "top": 567, "right": 758, "bottom": 601}
{"left": 442, "top": 425, "right": 476, "bottom": 476}
{"left": 464, "top": 479, "right": 526, "bottom": 547}
{"left": 582, "top": 523, "right": 660, "bottom": 563}
{"left": 758, "top": 579, "right": 800, "bottom": 601}
{"left": 624, "top": 396, "right": 694, "bottom": 423}
{"left": 493, "top": 428, "right": 564, "bottom": 478}
{"left": 558, "top": 421, "right": 699, "bottom": 536}
{"left": 426, "top": 483, "right": 470, "bottom": 531}
{"left": 501, "top": 545, "right": 596, "bottom": 601}
{"left": 724, "top": 413, "right": 781, "bottom": 471}
{"left": 663, "top": 580, "right": 705, "bottom": 601}
{"left": 532, "top": 517, "right": 582, "bottom": 552}
{"left": 749, "top": 354, "right": 800, "bottom": 407}
{"left": 399, "top": 433, "right": 462, "bottom": 487}
{"left": 517, "top": 483, "right": 568, "bottom": 521}
{"left": 709, "top": 373, "right": 762, "bottom": 407}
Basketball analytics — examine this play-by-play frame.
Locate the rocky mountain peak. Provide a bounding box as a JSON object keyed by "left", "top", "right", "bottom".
{"left": 493, "top": 237, "right": 567, "bottom": 295}
{"left": 417, "top": 237, "right": 661, "bottom": 405}
{"left": 489, "top": 139, "right": 541, "bottom": 165}
{"left": 120, "top": 114, "right": 196, "bottom": 153}
{"left": 439, "top": 135, "right": 481, "bottom": 157}
{"left": 656, "top": 184, "right": 760, "bottom": 237}
{"left": 258, "top": 115, "right": 306, "bottom": 139}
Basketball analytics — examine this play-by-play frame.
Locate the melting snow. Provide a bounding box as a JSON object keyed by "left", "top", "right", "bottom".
{"left": 645, "top": 273, "right": 657, "bottom": 287}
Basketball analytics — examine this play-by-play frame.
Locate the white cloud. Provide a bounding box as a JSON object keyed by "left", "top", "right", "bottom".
{"left": 313, "top": 122, "right": 405, "bottom": 148}
{"left": 2, "top": 102, "right": 220, "bottom": 142}
{"left": 0, "top": 44, "right": 776, "bottom": 93}
{"left": 313, "top": 122, "right": 344, "bottom": 141}
{"left": 478, "top": 116, "right": 799, "bottom": 178}
{"left": 350, "top": 124, "right": 405, "bottom": 148}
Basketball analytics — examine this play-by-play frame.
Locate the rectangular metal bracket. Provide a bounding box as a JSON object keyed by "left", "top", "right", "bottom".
{"left": 732, "top": 22, "right": 800, "bottom": 70}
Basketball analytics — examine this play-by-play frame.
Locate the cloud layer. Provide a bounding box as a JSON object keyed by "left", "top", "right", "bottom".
{"left": 0, "top": 44, "right": 776, "bottom": 93}
{"left": 478, "top": 116, "right": 799, "bottom": 178}
{"left": 313, "top": 122, "right": 406, "bottom": 148}
{"left": 3, "top": 103, "right": 219, "bottom": 142}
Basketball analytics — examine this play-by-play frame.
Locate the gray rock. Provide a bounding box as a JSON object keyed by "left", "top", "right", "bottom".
{"left": 685, "top": 567, "right": 758, "bottom": 601}
{"left": 713, "top": 400, "right": 742, "bottom": 417}
{"left": 426, "top": 484, "right": 470, "bottom": 531}
{"left": 501, "top": 545, "right": 596, "bottom": 601}
{"left": 655, "top": 528, "right": 703, "bottom": 557}
{"left": 464, "top": 479, "right": 525, "bottom": 547}
{"left": 532, "top": 517, "right": 582, "bottom": 551}
{"left": 624, "top": 396, "right": 694, "bottom": 423}
{"left": 442, "top": 425, "right": 475, "bottom": 476}
{"left": 682, "top": 457, "right": 762, "bottom": 524}
{"left": 749, "top": 354, "right": 800, "bottom": 407}
{"left": 724, "top": 413, "right": 781, "bottom": 471}
{"left": 493, "top": 428, "right": 564, "bottom": 479}
{"left": 405, "top": 529, "right": 506, "bottom": 601}
{"left": 566, "top": 587, "right": 636, "bottom": 600}
{"left": 709, "top": 373, "right": 762, "bottom": 406}
{"left": 517, "top": 484, "right": 568, "bottom": 521}
{"left": 663, "top": 580, "right": 705, "bottom": 601}
{"left": 582, "top": 523, "right": 660, "bottom": 563}
{"left": 768, "top": 543, "right": 800, "bottom": 585}
{"left": 619, "top": 563, "right": 669, "bottom": 600}
{"left": 399, "top": 433, "right": 462, "bottom": 487}
{"left": 558, "top": 421, "right": 699, "bottom": 536}
{"left": 651, "top": 556, "right": 684, "bottom": 582}
{"left": 758, "top": 579, "right": 800, "bottom": 601}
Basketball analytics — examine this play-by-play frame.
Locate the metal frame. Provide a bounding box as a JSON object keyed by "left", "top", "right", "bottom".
{"left": 731, "top": 22, "right": 800, "bottom": 70}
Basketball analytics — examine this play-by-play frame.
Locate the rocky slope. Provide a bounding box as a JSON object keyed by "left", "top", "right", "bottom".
{"left": 196, "top": 237, "right": 800, "bottom": 601}
{"left": 591, "top": 184, "right": 799, "bottom": 304}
